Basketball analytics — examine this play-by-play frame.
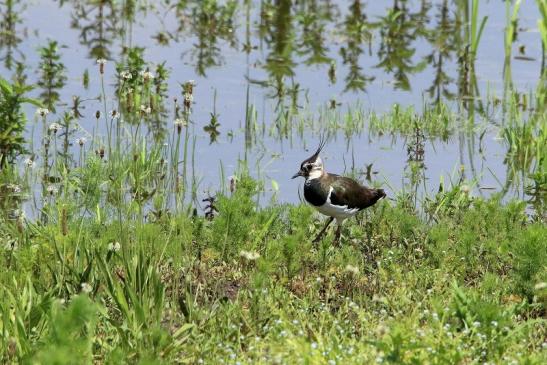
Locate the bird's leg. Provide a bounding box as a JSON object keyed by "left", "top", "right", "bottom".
{"left": 313, "top": 217, "right": 334, "bottom": 243}
{"left": 334, "top": 223, "right": 342, "bottom": 246}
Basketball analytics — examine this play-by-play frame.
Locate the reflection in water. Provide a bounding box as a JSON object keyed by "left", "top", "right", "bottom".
{"left": 0, "top": 0, "right": 25, "bottom": 70}
{"left": 176, "top": 0, "right": 238, "bottom": 76}
{"left": 375, "top": 0, "right": 429, "bottom": 91}
{"left": 425, "top": 0, "right": 457, "bottom": 103}
{"left": 61, "top": 0, "right": 119, "bottom": 60}
{"left": 339, "top": 0, "right": 374, "bottom": 91}
{"left": 259, "top": 0, "right": 296, "bottom": 102}
{"left": 0, "top": 0, "right": 544, "bottom": 217}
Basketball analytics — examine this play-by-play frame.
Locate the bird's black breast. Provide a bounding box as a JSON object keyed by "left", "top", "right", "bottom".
{"left": 304, "top": 179, "right": 328, "bottom": 206}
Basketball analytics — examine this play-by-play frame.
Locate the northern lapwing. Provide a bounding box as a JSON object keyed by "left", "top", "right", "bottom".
{"left": 292, "top": 140, "right": 386, "bottom": 244}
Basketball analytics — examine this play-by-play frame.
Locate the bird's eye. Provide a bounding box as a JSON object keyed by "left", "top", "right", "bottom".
{"left": 304, "top": 164, "right": 312, "bottom": 171}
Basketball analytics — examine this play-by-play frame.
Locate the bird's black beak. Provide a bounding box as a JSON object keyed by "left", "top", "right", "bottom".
{"left": 292, "top": 171, "right": 303, "bottom": 179}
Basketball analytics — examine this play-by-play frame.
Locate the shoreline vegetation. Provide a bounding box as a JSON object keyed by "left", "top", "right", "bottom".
{"left": 0, "top": 0, "right": 546, "bottom": 363}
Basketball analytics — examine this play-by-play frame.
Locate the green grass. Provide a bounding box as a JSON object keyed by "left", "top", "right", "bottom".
{"left": 1, "top": 174, "right": 546, "bottom": 364}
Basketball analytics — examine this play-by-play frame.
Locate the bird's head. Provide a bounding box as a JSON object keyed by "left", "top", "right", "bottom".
{"left": 292, "top": 139, "right": 326, "bottom": 180}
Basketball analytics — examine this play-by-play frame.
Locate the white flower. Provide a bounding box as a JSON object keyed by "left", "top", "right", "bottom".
{"left": 140, "top": 70, "right": 154, "bottom": 81}
{"left": 344, "top": 264, "right": 359, "bottom": 275}
{"left": 110, "top": 110, "right": 119, "bottom": 119}
{"left": 174, "top": 118, "right": 187, "bottom": 128}
{"left": 46, "top": 185, "right": 58, "bottom": 195}
{"left": 120, "top": 70, "right": 132, "bottom": 80}
{"left": 3, "top": 239, "right": 18, "bottom": 251}
{"left": 48, "top": 123, "right": 61, "bottom": 133}
{"left": 239, "top": 250, "right": 260, "bottom": 261}
{"left": 140, "top": 105, "right": 152, "bottom": 114}
{"left": 472, "top": 321, "right": 481, "bottom": 328}
{"left": 108, "top": 241, "right": 121, "bottom": 252}
{"left": 96, "top": 58, "right": 107, "bottom": 65}
{"left": 35, "top": 108, "right": 49, "bottom": 117}
{"left": 24, "top": 158, "right": 35, "bottom": 168}
{"left": 534, "top": 282, "right": 547, "bottom": 290}
{"left": 80, "top": 282, "right": 92, "bottom": 293}
{"left": 7, "top": 184, "right": 22, "bottom": 193}
{"left": 76, "top": 137, "right": 87, "bottom": 146}
{"left": 188, "top": 79, "right": 196, "bottom": 85}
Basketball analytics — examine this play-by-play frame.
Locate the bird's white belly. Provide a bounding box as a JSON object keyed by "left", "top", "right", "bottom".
{"left": 316, "top": 202, "right": 359, "bottom": 220}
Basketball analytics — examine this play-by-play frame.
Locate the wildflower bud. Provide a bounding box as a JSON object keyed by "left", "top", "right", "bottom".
{"left": 174, "top": 118, "right": 186, "bottom": 134}
{"left": 95, "top": 110, "right": 101, "bottom": 119}
{"left": 229, "top": 176, "right": 237, "bottom": 193}
{"left": 96, "top": 147, "right": 105, "bottom": 159}
{"left": 46, "top": 185, "right": 58, "bottom": 195}
{"left": 185, "top": 80, "right": 195, "bottom": 95}
{"left": 76, "top": 137, "right": 87, "bottom": 147}
{"left": 97, "top": 58, "right": 106, "bottom": 74}
{"left": 110, "top": 110, "right": 118, "bottom": 119}
{"left": 48, "top": 123, "right": 61, "bottom": 134}
{"left": 184, "top": 93, "right": 193, "bottom": 110}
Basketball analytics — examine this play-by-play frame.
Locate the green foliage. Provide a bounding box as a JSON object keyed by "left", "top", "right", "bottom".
{"left": 37, "top": 40, "right": 67, "bottom": 112}
{"left": 507, "top": 223, "right": 547, "bottom": 300}
{"left": 28, "top": 295, "right": 98, "bottom": 364}
{"left": 0, "top": 76, "right": 40, "bottom": 167}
